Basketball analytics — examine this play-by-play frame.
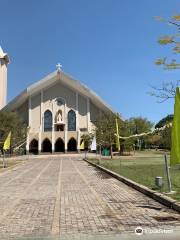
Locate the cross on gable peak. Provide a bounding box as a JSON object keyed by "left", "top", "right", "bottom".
{"left": 56, "top": 63, "right": 62, "bottom": 71}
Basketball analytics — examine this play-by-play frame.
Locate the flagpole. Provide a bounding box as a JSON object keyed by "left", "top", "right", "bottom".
{"left": 115, "top": 117, "right": 120, "bottom": 153}
{"left": 164, "top": 154, "right": 172, "bottom": 193}
{"left": 3, "top": 151, "right": 5, "bottom": 168}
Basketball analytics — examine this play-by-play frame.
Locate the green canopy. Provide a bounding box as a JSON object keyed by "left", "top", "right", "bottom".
{"left": 170, "top": 87, "right": 180, "bottom": 166}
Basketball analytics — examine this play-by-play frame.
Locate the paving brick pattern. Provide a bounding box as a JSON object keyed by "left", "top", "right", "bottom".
{"left": 0, "top": 156, "right": 179, "bottom": 239}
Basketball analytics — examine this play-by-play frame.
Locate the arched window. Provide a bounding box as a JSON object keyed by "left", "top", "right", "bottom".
{"left": 68, "top": 110, "right": 76, "bottom": 131}
{"left": 44, "top": 110, "right": 52, "bottom": 132}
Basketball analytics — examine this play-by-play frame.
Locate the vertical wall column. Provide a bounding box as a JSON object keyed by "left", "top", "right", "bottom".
{"left": 87, "top": 98, "right": 90, "bottom": 132}
{"left": 40, "top": 90, "right": 43, "bottom": 131}
{"left": 26, "top": 133, "right": 30, "bottom": 154}
{"left": 64, "top": 103, "right": 67, "bottom": 152}
{"left": 28, "top": 95, "right": 32, "bottom": 127}
{"left": 76, "top": 92, "right": 79, "bottom": 131}
{"left": 77, "top": 130, "right": 80, "bottom": 152}
{"left": 39, "top": 91, "right": 43, "bottom": 153}
{"left": 52, "top": 130, "right": 55, "bottom": 152}
{"left": 52, "top": 100, "right": 55, "bottom": 153}
{"left": 38, "top": 130, "right": 41, "bottom": 154}
{"left": 76, "top": 92, "right": 80, "bottom": 152}
{"left": 26, "top": 96, "right": 32, "bottom": 154}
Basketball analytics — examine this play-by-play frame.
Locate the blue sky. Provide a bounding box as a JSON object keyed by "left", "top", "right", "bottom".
{"left": 0, "top": 0, "right": 180, "bottom": 123}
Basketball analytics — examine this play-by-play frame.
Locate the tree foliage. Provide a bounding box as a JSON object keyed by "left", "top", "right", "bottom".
{"left": 81, "top": 133, "right": 93, "bottom": 150}
{"left": 150, "top": 14, "right": 180, "bottom": 101}
{"left": 155, "top": 114, "right": 173, "bottom": 149}
{"left": 155, "top": 114, "right": 173, "bottom": 128}
{"left": 0, "top": 111, "right": 27, "bottom": 151}
{"left": 146, "top": 134, "right": 162, "bottom": 146}
{"left": 146, "top": 114, "right": 173, "bottom": 150}
{"left": 127, "top": 117, "right": 153, "bottom": 135}
{"left": 155, "top": 15, "right": 180, "bottom": 69}
{"left": 95, "top": 113, "right": 123, "bottom": 158}
{"left": 120, "top": 117, "right": 154, "bottom": 152}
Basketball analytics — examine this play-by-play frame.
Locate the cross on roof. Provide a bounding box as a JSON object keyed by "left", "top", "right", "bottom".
{"left": 56, "top": 63, "right": 62, "bottom": 71}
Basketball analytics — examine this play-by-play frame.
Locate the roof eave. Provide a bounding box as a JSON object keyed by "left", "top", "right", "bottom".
{"left": 2, "top": 70, "right": 116, "bottom": 115}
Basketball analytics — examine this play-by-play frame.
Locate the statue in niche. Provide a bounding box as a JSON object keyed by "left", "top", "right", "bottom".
{"left": 56, "top": 110, "right": 63, "bottom": 123}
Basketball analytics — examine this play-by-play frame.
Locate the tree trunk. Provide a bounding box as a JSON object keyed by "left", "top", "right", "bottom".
{"left": 110, "top": 145, "right": 113, "bottom": 159}
{"left": 99, "top": 145, "right": 102, "bottom": 165}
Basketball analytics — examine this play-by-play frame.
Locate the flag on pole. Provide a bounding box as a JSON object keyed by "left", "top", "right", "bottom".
{"left": 170, "top": 88, "right": 180, "bottom": 166}
{"left": 115, "top": 118, "right": 120, "bottom": 151}
{"left": 80, "top": 140, "right": 85, "bottom": 150}
{"left": 3, "top": 131, "right": 12, "bottom": 151}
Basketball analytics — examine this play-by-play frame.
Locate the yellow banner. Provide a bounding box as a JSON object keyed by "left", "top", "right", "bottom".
{"left": 3, "top": 131, "right": 11, "bottom": 151}
{"left": 80, "top": 140, "right": 85, "bottom": 150}
{"left": 170, "top": 88, "right": 180, "bottom": 166}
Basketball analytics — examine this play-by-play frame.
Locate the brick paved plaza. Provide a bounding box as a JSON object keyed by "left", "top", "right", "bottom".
{"left": 0, "top": 155, "right": 180, "bottom": 239}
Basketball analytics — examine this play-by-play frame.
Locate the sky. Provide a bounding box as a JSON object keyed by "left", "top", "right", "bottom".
{"left": 0, "top": 0, "right": 180, "bottom": 124}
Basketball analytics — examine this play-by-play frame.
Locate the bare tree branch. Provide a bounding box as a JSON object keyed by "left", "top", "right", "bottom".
{"left": 152, "top": 15, "right": 180, "bottom": 102}
{"left": 148, "top": 81, "right": 180, "bottom": 103}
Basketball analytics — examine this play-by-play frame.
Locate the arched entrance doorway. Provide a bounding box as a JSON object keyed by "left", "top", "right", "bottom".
{"left": 29, "top": 139, "right": 38, "bottom": 154}
{"left": 42, "top": 138, "right": 52, "bottom": 152}
{"left": 67, "top": 138, "right": 77, "bottom": 151}
{"left": 55, "top": 138, "right": 65, "bottom": 152}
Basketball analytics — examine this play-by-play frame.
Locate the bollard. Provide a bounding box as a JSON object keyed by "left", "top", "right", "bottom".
{"left": 155, "top": 176, "right": 163, "bottom": 189}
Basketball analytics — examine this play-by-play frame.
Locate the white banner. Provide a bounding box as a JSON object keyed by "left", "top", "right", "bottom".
{"left": 90, "top": 136, "right": 97, "bottom": 151}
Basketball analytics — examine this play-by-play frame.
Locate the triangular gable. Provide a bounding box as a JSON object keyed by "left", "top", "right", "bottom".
{"left": 3, "top": 70, "right": 114, "bottom": 113}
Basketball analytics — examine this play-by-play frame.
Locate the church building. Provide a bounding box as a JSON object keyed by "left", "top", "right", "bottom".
{"left": 1, "top": 49, "right": 113, "bottom": 153}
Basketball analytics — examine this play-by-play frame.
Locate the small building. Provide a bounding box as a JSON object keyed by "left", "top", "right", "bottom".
{"left": 3, "top": 69, "right": 113, "bottom": 153}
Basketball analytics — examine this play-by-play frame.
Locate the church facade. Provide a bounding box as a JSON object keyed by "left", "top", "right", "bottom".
{"left": 3, "top": 70, "right": 113, "bottom": 153}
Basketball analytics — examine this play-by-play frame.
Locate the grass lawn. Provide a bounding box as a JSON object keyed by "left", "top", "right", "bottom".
{"left": 88, "top": 150, "right": 180, "bottom": 201}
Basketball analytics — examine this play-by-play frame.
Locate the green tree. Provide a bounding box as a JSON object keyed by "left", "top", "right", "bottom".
{"left": 81, "top": 133, "right": 93, "bottom": 150}
{"left": 155, "top": 114, "right": 173, "bottom": 128}
{"left": 128, "top": 117, "right": 154, "bottom": 135}
{"left": 0, "top": 111, "right": 27, "bottom": 152}
{"left": 95, "top": 113, "right": 123, "bottom": 158}
{"left": 161, "top": 127, "right": 172, "bottom": 150}
{"left": 150, "top": 14, "right": 180, "bottom": 101}
{"left": 146, "top": 134, "right": 162, "bottom": 148}
{"left": 155, "top": 114, "right": 173, "bottom": 149}
{"left": 125, "top": 117, "right": 153, "bottom": 151}
{"left": 119, "top": 120, "right": 134, "bottom": 154}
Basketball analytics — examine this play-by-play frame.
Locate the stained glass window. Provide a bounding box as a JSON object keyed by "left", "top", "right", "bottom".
{"left": 68, "top": 110, "right": 76, "bottom": 131}
{"left": 44, "top": 110, "right": 52, "bottom": 132}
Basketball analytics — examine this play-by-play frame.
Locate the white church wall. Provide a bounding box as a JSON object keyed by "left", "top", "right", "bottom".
{"left": 29, "top": 133, "right": 39, "bottom": 143}
{"left": 0, "top": 47, "right": 9, "bottom": 110}
{"left": 67, "top": 131, "right": 78, "bottom": 142}
{"left": 78, "top": 94, "right": 88, "bottom": 130}
{"left": 90, "top": 101, "right": 100, "bottom": 122}
{"left": 54, "top": 131, "right": 64, "bottom": 141}
{"left": 31, "top": 93, "right": 41, "bottom": 132}
{"left": 43, "top": 82, "right": 76, "bottom": 112}
{"left": 41, "top": 132, "right": 52, "bottom": 142}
